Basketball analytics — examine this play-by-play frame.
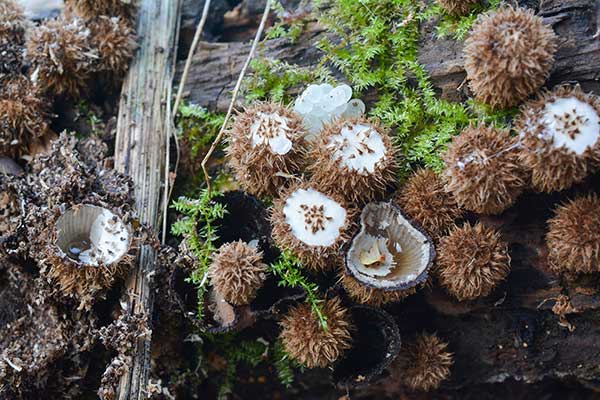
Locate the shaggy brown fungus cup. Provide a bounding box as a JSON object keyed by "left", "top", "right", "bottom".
{"left": 308, "top": 117, "right": 397, "bottom": 205}
{"left": 515, "top": 85, "right": 600, "bottom": 193}
{"left": 464, "top": 6, "right": 557, "bottom": 109}
{"left": 345, "top": 202, "right": 434, "bottom": 295}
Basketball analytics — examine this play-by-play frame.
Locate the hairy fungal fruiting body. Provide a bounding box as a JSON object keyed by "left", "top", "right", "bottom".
{"left": 41, "top": 204, "right": 136, "bottom": 307}
{"left": 516, "top": 85, "right": 600, "bottom": 193}
{"left": 89, "top": 16, "right": 137, "bottom": 76}
{"left": 339, "top": 272, "right": 415, "bottom": 307}
{"left": 270, "top": 182, "right": 354, "bottom": 271}
{"left": 208, "top": 240, "right": 267, "bottom": 306}
{"left": 280, "top": 297, "right": 353, "bottom": 368}
{"left": 546, "top": 194, "right": 600, "bottom": 276}
{"left": 27, "top": 16, "right": 97, "bottom": 97}
{"left": 346, "top": 202, "right": 434, "bottom": 294}
{"left": 437, "top": 0, "right": 479, "bottom": 15}
{"left": 65, "top": 0, "right": 133, "bottom": 20}
{"left": 464, "top": 6, "right": 557, "bottom": 109}
{"left": 0, "top": 75, "right": 51, "bottom": 157}
{"left": 437, "top": 222, "right": 510, "bottom": 301}
{"left": 0, "top": 0, "right": 27, "bottom": 75}
{"left": 443, "top": 124, "right": 526, "bottom": 215}
{"left": 395, "top": 333, "right": 453, "bottom": 392}
{"left": 227, "top": 103, "right": 308, "bottom": 198}
{"left": 309, "top": 117, "right": 397, "bottom": 205}
{"left": 396, "top": 168, "right": 462, "bottom": 240}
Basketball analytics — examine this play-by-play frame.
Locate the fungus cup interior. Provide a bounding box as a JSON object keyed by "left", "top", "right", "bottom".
{"left": 347, "top": 202, "right": 433, "bottom": 290}
{"left": 55, "top": 204, "right": 131, "bottom": 266}
{"left": 333, "top": 305, "right": 401, "bottom": 388}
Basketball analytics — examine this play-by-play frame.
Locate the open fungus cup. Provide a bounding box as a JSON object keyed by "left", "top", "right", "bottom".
{"left": 345, "top": 202, "right": 435, "bottom": 292}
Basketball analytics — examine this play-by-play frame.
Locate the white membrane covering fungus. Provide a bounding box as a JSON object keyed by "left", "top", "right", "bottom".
{"left": 55, "top": 205, "right": 130, "bottom": 266}
{"left": 283, "top": 188, "right": 347, "bottom": 247}
{"left": 540, "top": 97, "right": 600, "bottom": 155}
{"left": 250, "top": 111, "right": 293, "bottom": 155}
{"left": 294, "top": 83, "right": 365, "bottom": 137}
{"left": 327, "top": 123, "right": 387, "bottom": 174}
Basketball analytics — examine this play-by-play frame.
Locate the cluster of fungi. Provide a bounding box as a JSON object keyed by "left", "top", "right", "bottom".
{"left": 1, "top": 0, "right": 600, "bottom": 397}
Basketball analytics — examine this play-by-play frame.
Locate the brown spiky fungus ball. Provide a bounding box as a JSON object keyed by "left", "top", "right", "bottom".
{"left": 546, "top": 194, "right": 600, "bottom": 276}
{"left": 89, "top": 16, "right": 137, "bottom": 76}
{"left": 437, "top": 0, "right": 479, "bottom": 15}
{"left": 308, "top": 117, "right": 397, "bottom": 205}
{"left": 394, "top": 333, "right": 454, "bottom": 392}
{"left": 65, "top": 0, "right": 134, "bottom": 20}
{"left": 437, "top": 222, "right": 510, "bottom": 301}
{"left": 280, "top": 297, "right": 353, "bottom": 368}
{"left": 271, "top": 182, "right": 355, "bottom": 272}
{"left": 0, "top": 0, "right": 27, "bottom": 75}
{"left": 515, "top": 85, "right": 600, "bottom": 193}
{"left": 0, "top": 75, "right": 51, "bottom": 157}
{"left": 464, "top": 6, "right": 557, "bottom": 109}
{"left": 27, "top": 16, "right": 97, "bottom": 97}
{"left": 396, "top": 168, "right": 462, "bottom": 239}
{"left": 443, "top": 124, "right": 526, "bottom": 215}
{"left": 227, "top": 102, "right": 308, "bottom": 198}
{"left": 208, "top": 240, "right": 268, "bottom": 306}
{"left": 339, "top": 271, "right": 414, "bottom": 307}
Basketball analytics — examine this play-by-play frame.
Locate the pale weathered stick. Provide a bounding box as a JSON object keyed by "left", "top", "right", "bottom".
{"left": 201, "top": 0, "right": 272, "bottom": 192}
{"left": 173, "top": 0, "right": 212, "bottom": 116}
{"left": 113, "top": 0, "right": 182, "bottom": 398}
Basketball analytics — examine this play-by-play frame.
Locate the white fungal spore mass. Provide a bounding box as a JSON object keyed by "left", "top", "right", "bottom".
{"left": 250, "top": 112, "right": 293, "bottom": 155}
{"left": 283, "top": 188, "right": 347, "bottom": 247}
{"left": 78, "top": 209, "right": 130, "bottom": 266}
{"left": 327, "top": 123, "right": 387, "bottom": 174}
{"left": 293, "top": 83, "right": 365, "bottom": 137}
{"left": 541, "top": 97, "right": 600, "bottom": 155}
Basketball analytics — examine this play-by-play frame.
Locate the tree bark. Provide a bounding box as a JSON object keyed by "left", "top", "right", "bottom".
{"left": 113, "top": 0, "right": 181, "bottom": 399}
{"left": 175, "top": 0, "right": 600, "bottom": 111}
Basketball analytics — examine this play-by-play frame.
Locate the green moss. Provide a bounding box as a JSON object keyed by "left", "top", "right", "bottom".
{"left": 269, "top": 249, "right": 329, "bottom": 330}
{"left": 178, "top": 102, "right": 226, "bottom": 159}
{"left": 434, "top": 0, "right": 502, "bottom": 41}
{"left": 315, "top": 0, "right": 505, "bottom": 176}
{"left": 171, "top": 189, "right": 227, "bottom": 320}
{"left": 265, "top": 1, "right": 308, "bottom": 44}
{"left": 242, "top": 57, "right": 334, "bottom": 105}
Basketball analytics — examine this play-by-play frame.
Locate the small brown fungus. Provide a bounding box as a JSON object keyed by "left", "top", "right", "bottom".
{"left": 89, "top": 15, "right": 137, "bottom": 77}
{"left": 27, "top": 16, "right": 97, "bottom": 97}
{"left": 0, "top": 0, "right": 27, "bottom": 75}
{"left": 227, "top": 102, "right": 308, "bottom": 198}
{"left": 64, "top": 0, "right": 134, "bottom": 20}
{"left": 308, "top": 117, "right": 397, "bottom": 205}
{"left": 515, "top": 85, "right": 600, "bottom": 193}
{"left": 546, "top": 194, "right": 600, "bottom": 276}
{"left": 339, "top": 271, "right": 415, "bottom": 307}
{"left": 436, "top": 0, "right": 480, "bottom": 15}
{"left": 443, "top": 123, "right": 526, "bottom": 215}
{"left": 464, "top": 6, "right": 557, "bottom": 109}
{"left": 279, "top": 297, "right": 353, "bottom": 368}
{"left": 271, "top": 182, "right": 355, "bottom": 272}
{"left": 345, "top": 202, "right": 434, "bottom": 295}
{"left": 393, "top": 333, "right": 454, "bottom": 392}
{"left": 0, "top": 75, "right": 51, "bottom": 158}
{"left": 208, "top": 240, "right": 268, "bottom": 306}
{"left": 395, "top": 168, "right": 463, "bottom": 240}
{"left": 436, "top": 222, "right": 510, "bottom": 301}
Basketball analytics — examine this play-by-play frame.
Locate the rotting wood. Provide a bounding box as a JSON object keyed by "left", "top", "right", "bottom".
{"left": 175, "top": 0, "right": 600, "bottom": 111}
{"left": 113, "top": 0, "right": 182, "bottom": 398}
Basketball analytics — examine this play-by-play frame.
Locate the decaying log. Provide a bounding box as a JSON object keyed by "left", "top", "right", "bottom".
{"left": 113, "top": 0, "right": 181, "bottom": 398}
{"left": 171, "top": 0, "right": 600, "bottom": 394}
{"left": 175, "top": 0, "right": 600, "bottom": 110}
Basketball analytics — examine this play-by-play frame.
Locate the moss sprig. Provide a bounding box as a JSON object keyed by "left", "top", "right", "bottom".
{"left": 171, "top": 189, "right": 227, "bottom": 319}
{"left": 269, "top": 249, "right": 328, "bottom": 330}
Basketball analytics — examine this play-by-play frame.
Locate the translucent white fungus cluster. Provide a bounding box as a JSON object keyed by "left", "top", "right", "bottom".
{"left": 283, "top": 187, "right": 347, "bottom": 247}
{"left": 293, "top": 83, "right": 365, "bottom": 137}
